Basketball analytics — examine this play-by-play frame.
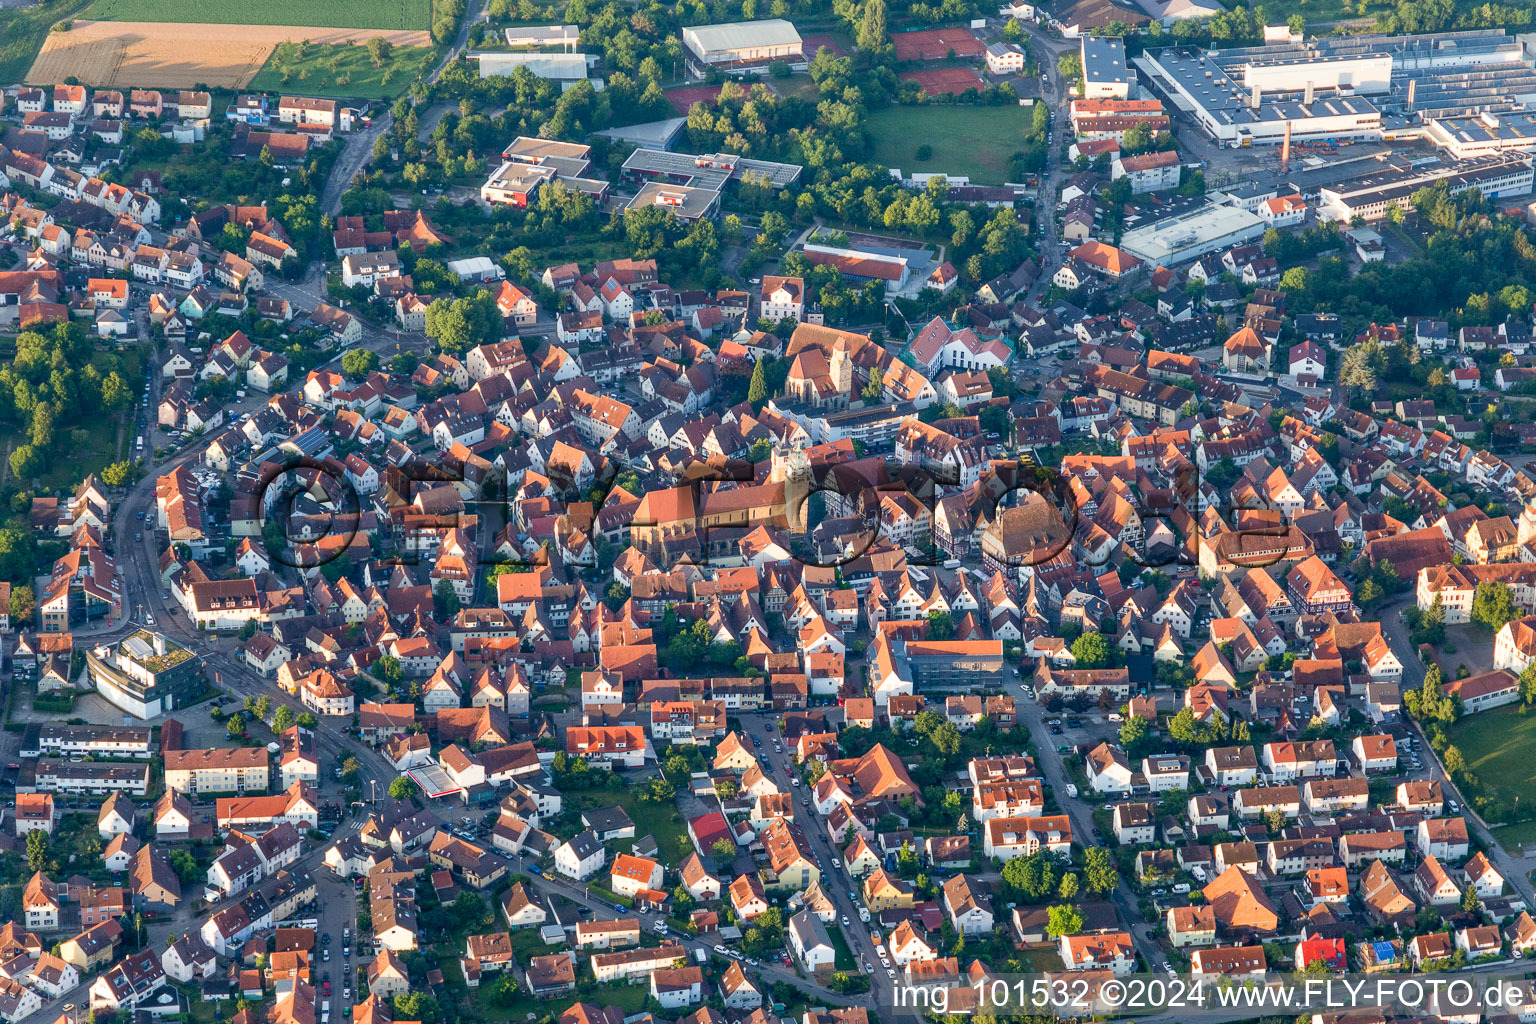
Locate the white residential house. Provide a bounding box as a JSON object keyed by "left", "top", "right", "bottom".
{"left": 553, "top": 829, "right": 606, "bottom": 881}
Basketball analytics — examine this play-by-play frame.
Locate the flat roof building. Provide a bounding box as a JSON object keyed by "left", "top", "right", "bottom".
{"left": 504, "top": 25, "right": 580, "bottom": 51}
{"left": 682, "top": 19, "right": 805, "bottom": 75}
{"left": 87, "top": 630, "right": 202, "bottom": 720}
{"left": 1118, "top": 201, "right": 1266, "bottom": 265}
{"left": 1428, "top": 111, "right": 1536, "bottom": 159}
{"left": 626, "top": 182, "right": 722, "bottom": 222}
{"left": 1317, "top": 154, "right": 1534, "bottom": 221}
{"left": 621, "top": 147, "right": 803, "bottom": 191}
{"left": 1082, "top": 36, "right": 1135, "bottom": 99}
{"left": 482, "top": 136, "right": 611, "bottom": 208}
{"left": 469, "top": 51, "right": 597, "bottom": 90}
{"left": 1139, "top": 30, "right": 1536, "bottom": 148}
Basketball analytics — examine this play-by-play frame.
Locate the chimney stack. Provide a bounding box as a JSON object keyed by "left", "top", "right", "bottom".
{"left": 1281, "top": 121, "right": 1291, "bottom": 174}
{"left": 1250, "top": 84, "right": 1262, "bottom": 109}
{"left": 1406, "top": 78, "right": 1416, "bottom": 112}
{"left": 1304, "top": 80, "right": 1314, "bottom": 105}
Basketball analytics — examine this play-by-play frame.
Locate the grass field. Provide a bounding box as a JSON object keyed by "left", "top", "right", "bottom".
{"left": 85, "top": 0, "right": 431, "bottom": 29}
{"left": 1446, "top": 704, "right": 1536, "bottom": 841}
{"left": 248, "top": 41, "right": 435, "bottom": 98}
{"left": 571, "top": 788, "right": 692, "bottom": 866}
{"left": 865, "top": 103, "right": 1032, "bottom": 183}
{"left": 0, "top": 0, "right": 94, "bottom": 85}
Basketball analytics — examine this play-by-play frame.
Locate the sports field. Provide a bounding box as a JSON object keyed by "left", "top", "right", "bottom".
{"left": 85, "top": 0, "right": 431, "bottom": 30}
{"left": 865, "top": 103, "right": 1031, "bottom": 183}
{"left": 665, "top": 84, "right": 727, "bottom": 115}
{"left": 890, "top": 26, "right": 984, "bottom": 62}
{"left": 900, "top": 67, "right": 986, "bottom": 96}
{"left": 1446, "top": 704, "right": 1536, "bottom": 832}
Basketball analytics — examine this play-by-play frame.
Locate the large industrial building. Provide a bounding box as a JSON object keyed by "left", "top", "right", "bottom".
{"left": 1315, "top": 154, "right": 1535, "bottom": 222}
{"left": 1427, "top": 111, "right": 1536, "bottom": 159}
{"left": 1139, "top": 30, "right": 1536, "bottom": 149}
{"left": 468, "top": 51, "right": 600, "bottom": 90}
{"left": 1118, "top": 202, "right": 1266, "bottom": 265}
{"left": 682, "top": 19, "right": 806, "bottom": 76}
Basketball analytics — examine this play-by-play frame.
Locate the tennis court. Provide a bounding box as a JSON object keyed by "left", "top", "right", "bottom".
{"left": 801, "top": 32, "right": 848, "bottom": 57}
{"left": 900, "top": 67, "right": 986, "bottom": 95}
{"left": 666, "top": 84, "right": 727, "bottom": 114}
{"left": 891, "top": 26, "right": 984, "bottom": 61}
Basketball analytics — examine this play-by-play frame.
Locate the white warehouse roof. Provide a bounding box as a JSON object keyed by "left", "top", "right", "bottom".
{"left": 683, "top": 19, "right": 802, "bottom": 54}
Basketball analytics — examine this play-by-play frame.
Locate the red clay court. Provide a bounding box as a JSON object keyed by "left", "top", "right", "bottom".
{"left": 665, "top": 84, "right": 728, "bottom": 114}
{"left": 800, "top": 32, "right": 848, "bottom": 57}
{"left": 891, "top": 27, "right": 985, "bottom": 62}
{"left": 900, "top": 67, "right": 986, "bottom": 95}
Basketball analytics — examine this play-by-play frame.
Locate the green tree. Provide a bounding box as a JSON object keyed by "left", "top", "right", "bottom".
{"left": 25, "top": 829, "right": 48, "bottom": 871}
{"left": 1442, "top": 744, "right": 1466, "bottom": 776}
{"left": 1472, "top": 581, "right": 1519, "bottom": 631}
{"left": 1084, "top": 847, "right": 1119, "bottom": 895}
{"left": 227, "top": 713, "right": 245, "bottom": 739}
{"left": 710, "top": 837, "right": 737, "bottom": 863}
{"left": 1461, "top": 883, "right": 1481, "bottom": 912}
{"left": 1071, "top": 631, "right": 1111, "bottom": 669}
{"left": 341, "top": 349, "right": 379, "bottom": 380}
{"left": 376, "top": 656, "right": 405, "bottom": 687}
{"left": 1046, "top": 903, "right": 1084, "bottom": 938}
{"left": 747, "top": 359, "right": 768, "bottom": 408}
{"left": 366, "top": 36, "right": 393, "bottom": 67}
{"left": 168, "top": 848, "right": 199, "bottom": 880}
{"left": 926, "top": 609, "right": 955, "bottom": 641}
{"left": 862, "top": 366, "right": 883, "bottom": 402}
{"left": 389, "top": 776, "right": 419, "bottom": 800}
{"left": 856, "top": 0, "right": 887, "bottom": 51}
{"left": 100, "top": 371, "right": 130, "bottom": 411}
{"left": 101, "top": 461, "right": 135, "bottom": 488}
{"left": 9, "top": 444, "right": 40, "bottom": 480}
{"left": 8, "top": 585, "right": 33, "bottom": 624}
{"left": 433, "top": 579, "right": 461, "bottom": 619}
{"left": 1118, "top": 714, "right": 1149, "bottom": 751}
{"left": 393, "top": 993, "right": 442, "bottom": 1024}
{"left": 272, "top": 705, "right": 295, "bottom": 733}
{"left": 1058, "top": 872, "right": 1080, "bottom": 899}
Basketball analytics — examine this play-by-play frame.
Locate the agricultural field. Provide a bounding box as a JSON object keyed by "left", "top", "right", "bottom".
{"left": 28, "top": 20, "right": 431, "bottom": 89}
{"left": 248, "top": 41, "right": 436, "bottom": 99}
{"left": 0, "top": 0, "right": 94, "bottom": 85}
{"left": 84, "top": 0, "right": 431, "bottom": 30}
{"left": 864, "top": 103, "right": 1033, "bottom": 184}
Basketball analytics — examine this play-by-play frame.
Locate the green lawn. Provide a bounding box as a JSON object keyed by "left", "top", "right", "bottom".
{"left": 1243, "top": 0, "right": 1360, "bottom": 24}
{"left": 571, "top": 788, "right": 692, "bottom": 867}
{"left": 864, "top": 104, "right": 1034, "bottom": 184}
{"left": 0, "top": 0, "right": 94, "bottom": 84}
{"left": 1446, "top": 704, "right": 1536, "bottom": 837}
{"left": 84, "top": 0, "right": 430, "bottom": 29}
{"left": 827, "top": 925, "right": 859, "bottom": 971}
{"left": 1492, "top": 819, "right": 1536, "bottom": 855}
{"left": 248, "top": 42, "right": 436, "bottom": 100}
